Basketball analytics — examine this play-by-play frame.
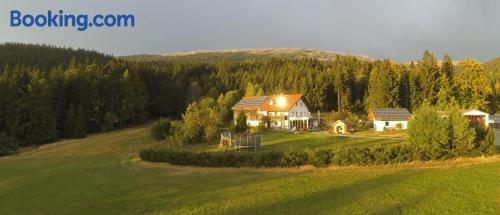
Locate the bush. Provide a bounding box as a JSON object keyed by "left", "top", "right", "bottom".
{"left": 168, "top": 120, "right": 191, "bottom": 144}
{"left": 311, "top": 150, "right": 333, "bottom": 167}
{"left": 281, "top": 151, "right": 309, "bottom": 166}
{"left": 234, "top": 113, "right": 248, "bottom": 133}
{"left": 252, "top": 151, "right": 283, "bottom": 167}
{"left": 139, "top": 148, "right": 285, "bottom": 168}
{"left": 475, "top": 126, "right": 497, "bottom": 156}
{"left": 408, "top": 105, "right": 451, "bottom": 151}
{"left": 140, "top": 134, "right": 495, "bottom": 168}
{"left": 150, "top": 118, "right": 172, "bottom": 140}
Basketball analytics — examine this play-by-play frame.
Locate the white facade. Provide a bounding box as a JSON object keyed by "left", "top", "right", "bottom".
{"left": 248, "top": 98, "right": 311, "bottom": 129}
{"left": 373, "top": 120, "right": 408, "bottom": 131}
{"left": 284, "top": 98, "right": 310, "bottom": 129}
{"left": 288, "top": 99, "right": 310, "bottom": 119}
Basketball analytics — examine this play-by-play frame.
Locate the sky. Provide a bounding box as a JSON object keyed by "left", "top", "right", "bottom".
{"left": 1, "top": 0, "right": 499, "bottom": 62}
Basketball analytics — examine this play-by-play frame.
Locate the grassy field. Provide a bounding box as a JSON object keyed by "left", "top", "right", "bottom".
{"left": 1, "top": 125, "right": 499, "bottom": 214}
{"left": 164, "top": 130, "right": 405, "bottom": 152}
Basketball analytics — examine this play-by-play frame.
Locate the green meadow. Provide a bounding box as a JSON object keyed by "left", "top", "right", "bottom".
{"left": 1, "top": 125, "right": 499, "bottom": 215}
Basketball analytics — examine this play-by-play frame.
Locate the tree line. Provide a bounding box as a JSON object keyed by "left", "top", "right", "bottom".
{"left": 0, "top": 43, "right": 498, "bottom": 153}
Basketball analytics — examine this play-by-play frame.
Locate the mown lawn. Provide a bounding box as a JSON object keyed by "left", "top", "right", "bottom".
{"left": 262, "top": 131, "right": 404, "bottom": 151}
{"left": 162, "top": 130, "right": 405, "bottom": 152}
{"left": 0, "top": 125, "right": 499, "bottom": 215}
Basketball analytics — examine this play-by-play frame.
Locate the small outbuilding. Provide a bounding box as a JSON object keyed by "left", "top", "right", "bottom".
{"left": 463, "top": 109, "right": 489, "bottom": 127}
{"left": 368, "top": 108, "right": 411, "bottom": 131}
{"left": 331, "top": 120, "right": 351, "bottom": 134}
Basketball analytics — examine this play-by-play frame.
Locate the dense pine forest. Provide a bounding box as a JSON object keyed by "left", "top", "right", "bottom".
{"left": 0, "top": 43, "right": 498, "bottom": 152}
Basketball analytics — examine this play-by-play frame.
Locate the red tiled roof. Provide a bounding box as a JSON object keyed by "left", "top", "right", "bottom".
{"left": 260, "top": 94, "right": 303, "bottom": 112}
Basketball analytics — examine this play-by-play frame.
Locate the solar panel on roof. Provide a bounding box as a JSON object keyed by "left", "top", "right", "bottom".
{"left": 372, "top": 108, "right": 411, "bottom": 120}
{"left": 232, "top": 96, "right": 268, "bottom": 109}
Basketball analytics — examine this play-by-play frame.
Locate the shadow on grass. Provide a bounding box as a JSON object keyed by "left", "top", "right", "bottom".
{"left": 221, "top": 170, "right": 424, "bottom": 215}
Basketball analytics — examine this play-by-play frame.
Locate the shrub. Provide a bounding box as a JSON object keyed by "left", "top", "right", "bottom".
{"left": 350, "top": 147, "right": 375, "bottom": 165}
{"left": 150, "top": 118, "right": 172, "bottom": 140}
{"left": 311, "top": 150, "right": 333, "bottom": 167}
{"left": 449, "top": 110, "right": 476, "bottom": 156}
{"left": 281, "top": 151, "right": 309, "bottom": 166}
{"left": 168, "top": 120, "right": 191, "bottom": 144}
{"left": 408, "top": 105, "right": 451, "bottom": 150}
{"left": 139, "top": 148, "right": 285, "bottom": 168}
{"left": 252, "top": 151, "right": 283, "bottom": 167}
{"left": 475, "top": 126, "right": 497, "bottom": 156}
{"left": 332, "top": 148, "right": 353, "bottom": 166}
{"left": 234, "top": 113, "right": 248, "bottom": 133}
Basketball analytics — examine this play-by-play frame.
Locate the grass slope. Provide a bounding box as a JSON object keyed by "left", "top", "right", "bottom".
{"left": 1, "top": 125, "right": 499, "bottom": 215}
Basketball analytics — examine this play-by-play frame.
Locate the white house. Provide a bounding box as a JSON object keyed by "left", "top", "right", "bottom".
{"left": 368, "top": 108, "right": 411, "bottom": 131}
{"left": 231, "top": 94, "right": 311, "bottom": 130}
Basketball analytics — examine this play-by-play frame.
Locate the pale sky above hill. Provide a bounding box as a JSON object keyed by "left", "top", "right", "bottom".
{"left": 1, "top": 0, "right": 499, "bottom": 61}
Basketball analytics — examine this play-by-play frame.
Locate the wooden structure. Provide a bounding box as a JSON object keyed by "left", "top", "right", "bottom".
{"left": 331, "top": 120, "right": 350, "bottom": 134}
{"left": 218, "top": 131, "right": 232, "bottom": 148}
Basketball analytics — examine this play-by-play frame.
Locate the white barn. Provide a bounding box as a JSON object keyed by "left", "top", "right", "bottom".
{"left": 368, "top": 108, "right": 411, "bottom": 131}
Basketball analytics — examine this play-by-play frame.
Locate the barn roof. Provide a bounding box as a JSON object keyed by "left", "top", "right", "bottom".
{"left": 369, "top": 108, "right": 411, "bottom": 121}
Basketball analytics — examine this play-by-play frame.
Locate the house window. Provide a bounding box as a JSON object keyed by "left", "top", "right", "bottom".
{"left": 385, "top": 121, "right": 389, "bottom": 126}
{"left": 270, "top": 100, "right": 274, "bottom": 106}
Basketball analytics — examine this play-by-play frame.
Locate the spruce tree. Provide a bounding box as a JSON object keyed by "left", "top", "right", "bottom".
{"left": 418, "top": 50, "right": 441, "bottom": 104}
{"left": 366, "top": 60, "right": 400, "bottom": 110}
{"left": 245, "top": 82, "right": 256, "bottom": 96}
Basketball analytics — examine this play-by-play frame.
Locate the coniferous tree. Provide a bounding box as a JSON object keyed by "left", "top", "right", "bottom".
{"left": 436, "top": 54, "right": 457, "bottom": 109}
{"left": 408, "top": 62, "right": 423, "bottom": 110}
{"left": 9, "top": 68, "right": 57, "bottom": 145}
{"left": 245, "top": 82, "right": 256, "bottom": 96}
{"left": 366, "top": 60, "right": 400, "bottom": 110}
{"left": 417, "top": 50, "right": 441, "bottom": 104}
{"left": 454, "top": 59, "right": 494, "bottom": 110}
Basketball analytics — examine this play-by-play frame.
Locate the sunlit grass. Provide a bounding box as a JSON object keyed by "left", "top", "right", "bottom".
{"left": 0, "top": 125, "right": 499, "bottom": 214}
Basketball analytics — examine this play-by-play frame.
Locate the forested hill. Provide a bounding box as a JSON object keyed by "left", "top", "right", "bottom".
{"left": 120, "top": 48, "right": 374, "bottom": 63}
{"left": 0, "top": 43, "right": 112, "bottom": 72}
{"left": 0, "top": 43, "right": 498, "bottom": 152}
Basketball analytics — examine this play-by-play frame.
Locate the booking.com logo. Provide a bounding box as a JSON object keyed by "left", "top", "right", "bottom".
{"left": 10, "top": 10, "right": 135, "bottom": 31}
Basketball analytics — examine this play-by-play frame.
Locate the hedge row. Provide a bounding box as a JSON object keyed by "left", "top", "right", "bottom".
{"left": 139, "top": 143, "right": 496, "bottom": 168}
{"left": 139, "top": 149, "right": 288, "bottom": 167}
